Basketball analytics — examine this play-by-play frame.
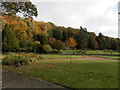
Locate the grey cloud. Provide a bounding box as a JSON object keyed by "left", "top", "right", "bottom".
{"left": 32, "top": 1, "right": 118, "bottom": 38}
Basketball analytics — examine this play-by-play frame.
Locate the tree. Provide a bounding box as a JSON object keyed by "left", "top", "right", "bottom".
{"left": 67, "top": 27, "right": 74, "bottom": 38}
{"left": 88, "top": 33, "right": 95, "bottom": 49}
{"left": 66, "top": 38, "right": 77, "bottom": 48}
{"left": 52, "top": 40, "right": 65, "bottom": 51}
{"left": 1, "top": 1, "right": 38, "bottom": 18}
{"left": 32, "top": 41, "right": 41, "bottom": 52}
{"left": 111, "top": 39, "right": 119, "bottom": 50}
{"left": 96, "top": 33, "right": 106, "bottom": 50}
{"left": 48, "top": 38, "right": 56, "bottom": 46}
{"left": 2, "top": 24, "right": 20, "bottom": 51}
{"left": 33, "top": 34, "right": 48, "bottom": 45}
{"left": 88, "top": 32, "right": 99, "bottom": 49}
{"left": 76, "top": 26, "right": 89, "bottom": 49}
{"left": 104, "top": 37, "right": 111, "bottom": 49}
{"left": 52, "top": 27, "right": 62, "bottom": 40}
{"left": 62, "top": 30, "right": 68, "bottom": 42}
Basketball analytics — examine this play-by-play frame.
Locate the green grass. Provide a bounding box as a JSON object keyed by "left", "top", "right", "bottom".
{"left": 40, "top": 54, "right": 82, "bottom": 59}
{"left": 94, "top": 55, "right": 119, "bottom": 60}
{"left": 3, "top": 59, "right": 119, "bottom": 88}
{"left": 62, "top": 50, "right": 119, "bottom": 55}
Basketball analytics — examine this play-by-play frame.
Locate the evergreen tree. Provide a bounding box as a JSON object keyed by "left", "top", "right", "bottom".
{"left": 62, "top": 30, "right": 68, "bottom": 42}
{"left": 96, "top": 33, "right": 106, "bottom": 50}
{"left": 104, "top": 37, "right": 111, "bottom": 49}
{"left": 76, "top": 26, "right": 89, "bottom": 50}
{"left": 2, "top": 24, "right": 20, "bottom": 52}
{"left": 111, "top": 39, "right": 119, "bottom": 50}
{"left": 88, "top": 33, "right": 95, "bottom": 49}
{"left": 52, "top": 27, "right": 62, "bottom": 40}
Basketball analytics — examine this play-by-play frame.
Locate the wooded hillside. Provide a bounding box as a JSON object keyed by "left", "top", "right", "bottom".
{"left": 1, "top": 15, "right": 120, "bottom": 53}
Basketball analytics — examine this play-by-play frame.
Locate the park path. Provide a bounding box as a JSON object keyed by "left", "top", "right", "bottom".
{"left": 41, "top": 55, "right": 118, "bottom": 61}
{"left": 2, "top": 70, "right": 69, "bottom": 89}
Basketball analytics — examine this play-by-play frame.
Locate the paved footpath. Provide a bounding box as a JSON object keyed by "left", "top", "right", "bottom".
{"left": 2, "top": 70, "right": 69, "bottom": 89}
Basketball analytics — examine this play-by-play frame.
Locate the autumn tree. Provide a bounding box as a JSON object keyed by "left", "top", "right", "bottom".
{"left": 67, "top": 38, "right": 77, "bottom": 49}
{"left": 48, "top": 38, "right": 56, "bottom": 46}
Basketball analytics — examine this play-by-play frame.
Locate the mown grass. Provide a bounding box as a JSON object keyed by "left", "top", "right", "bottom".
{"left": 62, "top": 50, "right": 119, "bottom": 55}
{"left": 94, "top": 55, "right": 119, "bottom": 60}
{"left": 3, "top": 59, "right": 119, "bottom": 88}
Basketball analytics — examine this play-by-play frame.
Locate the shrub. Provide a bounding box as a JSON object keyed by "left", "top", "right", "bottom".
{"left": 2, "top": 55, "right": 13, "bottom": 65}
{"left": 50, "top": 49, "right": 62, "bottom": 53}
{"left": 42, "top": 44, "right": 52, "bottom": 52}
{"left": 2, "top": 55, "right": 30, "bottom": 66}
{"left": 77, "top": 50, "right": 87, "bottom": 54}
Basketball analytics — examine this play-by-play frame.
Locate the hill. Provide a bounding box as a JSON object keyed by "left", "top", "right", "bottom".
{"left": 1, "top": 15, "right": 120, "bottom": 52}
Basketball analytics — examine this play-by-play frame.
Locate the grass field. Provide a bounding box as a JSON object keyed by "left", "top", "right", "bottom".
{"left": 3, "top": 58, "right": 119, "bottom": 88}
{"left": 94, "top": 55, "right": 119, "bottom": 60}
{"left": 62, "top": 50, "right": 119, "bottom": 55}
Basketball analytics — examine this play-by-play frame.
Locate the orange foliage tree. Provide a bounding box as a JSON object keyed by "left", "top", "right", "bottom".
{"left": 67, "top": 37, "right": 77, "bottom": 48}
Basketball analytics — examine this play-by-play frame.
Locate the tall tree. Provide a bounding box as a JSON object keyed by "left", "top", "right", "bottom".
{"left": 52, "top": 27, "right": 62, "bottom": 40}
{"left": 88, "top": 32, "right": 99, "bottom": 49}
{"left": 96, "top": 33, "right": 106, "bottom": 50}
{"left": 76, "top": 26, "right": 89, "bottom": 49}
{"left": 62, "top": 30, "right": 68, "bottom": 42}
{"left": 104, "top": 36, "right": 111, "bottom": 49}
{"left": 2, "top": 24, "right": 20, "bottom": 51}
{"left": 88, "top": 33, "right": 95, "bottom": 49}
{"left": 111, "top": 39, "right": 119, "bottom": 50}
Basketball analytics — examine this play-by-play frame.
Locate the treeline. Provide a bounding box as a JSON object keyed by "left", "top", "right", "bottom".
{"left": 1, "top": 15, "right": 120, "bottom": 53}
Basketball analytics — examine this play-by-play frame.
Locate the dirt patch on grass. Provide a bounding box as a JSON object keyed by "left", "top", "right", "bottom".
{"left": 40, "top": 56, "right": 118, "bottom": 61}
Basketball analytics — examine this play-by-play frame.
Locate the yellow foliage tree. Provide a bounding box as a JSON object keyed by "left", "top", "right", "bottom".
{"left": 67, "top": 37, "right": 77, "bottom": 48}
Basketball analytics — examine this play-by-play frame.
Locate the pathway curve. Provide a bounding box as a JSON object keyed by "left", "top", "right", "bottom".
{"left": 41, "top": 55, "right": 118, "bottom": 61}
{"left": 2, "top": 70, "right": 69, "bottom": 89}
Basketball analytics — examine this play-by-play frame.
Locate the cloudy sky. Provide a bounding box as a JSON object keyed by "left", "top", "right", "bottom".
{"left": 31, "top": 0, "right": 118, "bottom": 38}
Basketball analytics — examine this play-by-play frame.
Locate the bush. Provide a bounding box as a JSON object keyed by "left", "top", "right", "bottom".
{"left": 2, "top": 55, "right": 30, "bottom": 66}
{"left": 42, "top": 44, "right": 52, "bottom": 52}
{"left": 77, "top": 50, "right": 87, "bottom": 54}
{"left": 2, "top": 55, "right": 13, "bottom": 65}
{"left": 50, "top": 49, "right": 62, "bottom": 53}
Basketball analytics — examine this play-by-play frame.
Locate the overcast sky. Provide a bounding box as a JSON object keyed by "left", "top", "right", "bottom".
{"left": 31, "top": 0, "right": 118, "bottom": 38}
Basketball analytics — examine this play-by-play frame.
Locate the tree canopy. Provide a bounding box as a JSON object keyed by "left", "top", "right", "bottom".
{"left": 0, "top": 0, "right": 38, "bottom": 18}
{"left": 1, "top": 15, "right": 120, "bottom": 53}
